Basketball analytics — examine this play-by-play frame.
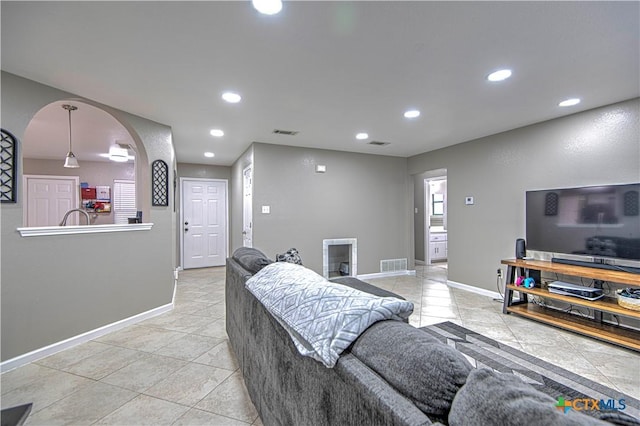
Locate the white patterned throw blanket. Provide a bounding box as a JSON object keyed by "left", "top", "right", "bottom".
{"left": 245, "top": 262, "right": 414, "bottom": 367}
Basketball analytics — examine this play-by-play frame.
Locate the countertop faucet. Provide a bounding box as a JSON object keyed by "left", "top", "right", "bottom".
{"left": 59, "top": 208, "right": 91, "bottom": 226}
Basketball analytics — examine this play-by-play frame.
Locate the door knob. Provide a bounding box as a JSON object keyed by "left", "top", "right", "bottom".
{"left": 184, "top": 228, "right": 189, "bottom": 232}
{"left": 184, "top": 221, "right": 189, "bottom": 225}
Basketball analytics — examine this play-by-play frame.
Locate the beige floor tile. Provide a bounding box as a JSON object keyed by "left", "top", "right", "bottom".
{"left": 64, "top": 346, "right": 149, "bottom": 380}
{"left": 144, "top": 362, "right": 233, "bottom": 406}
{"left": 419, "top": 305, "right": 458, "bottom": 319}
{"left": 34, "top": 341, "right": 112, "bottom": 371}
{"left": 173, "top": 408, "right": 251, "bottom": 426}
{"left": 1, "top": 363, "right": 58, "bottom": 395}
{"left": 418, "top": 316, "right": 451, "bottom": 327}
{"left": 94, "top": 394, "right": 189, "bottom": 426}
{"left": 193, "top": 340, "right": 240, "bottom": 371}
{"left": 458, "top": 307, "right": 505, "bottom": 325}
{"left": 138, "top": 313, "right": 213, "bottom": 334}
{"left": 191, "top": 302, "right": 226, "bottom": 319}
{"left": 1, "top": 368, "right": 94, "bottom": 414}
{"left": 100, "top": 353, "right": 188, "bottom": 392}
{"left": 192, "top": 318, "right": 229, "bottom": 339}
{"left": 168, "top": 300, "right": 214, "bottom": 315}
{"left": 97, "top": 325, "right": 188, "bottom": 352}
{"left": 195, "top": 372, "right": 259, "bottom": 424}
{"left": 25, "top": 381, "right": 137, "bottom": 426}
{"left": 154, "top": 334, "right": 223, "bottom": 361}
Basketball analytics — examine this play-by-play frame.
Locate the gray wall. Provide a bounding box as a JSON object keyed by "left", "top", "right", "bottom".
{"left": 1, "top": 72, "right": 176, "bottom": 362}
{"left": 249, "top": 143, "right": 412, "bottom": 275}
{"left": 23, "top": 158, "right": 136, "bottom": 225}
{"left": 176, "top": 162, "right": 232, "bottom": 266}
{"left": 408, "top": 98, "right": 640, "bottom": 292}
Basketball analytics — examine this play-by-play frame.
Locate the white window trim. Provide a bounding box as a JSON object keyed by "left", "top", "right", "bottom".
{"left": 17, "top": 223, "right": 153, "bottom": 237}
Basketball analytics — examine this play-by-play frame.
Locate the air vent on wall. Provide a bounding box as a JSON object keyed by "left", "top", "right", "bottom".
{"left": 368, "top": 141, "right": 390, "bottom": 146}
{"left": 380, "top": 258, "right": 408, "bottom": 273}
{"left": 272, "top": 129, "right": 299, "bottom": 136}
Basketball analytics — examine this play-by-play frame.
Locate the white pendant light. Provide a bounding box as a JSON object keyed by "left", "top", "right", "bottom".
{"left": 108, "top": 144, "right": 129, "bottom": 162}
{"left": 62, "top": 104, "right": 79, "bottom": 168}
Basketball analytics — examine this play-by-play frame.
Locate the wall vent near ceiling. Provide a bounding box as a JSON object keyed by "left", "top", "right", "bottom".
{"left": 273, "top": 129, "right": 299, "bottom": 136}
{"left": 380, "top": 258, "right": 408, "bottom": 273}
{"left": 368, "top": 141, "right": 390, "bottom": 146}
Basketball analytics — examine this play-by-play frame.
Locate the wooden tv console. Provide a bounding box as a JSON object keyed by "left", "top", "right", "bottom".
{"left": 501, "top": 258, "right": 640, "bottom": 352}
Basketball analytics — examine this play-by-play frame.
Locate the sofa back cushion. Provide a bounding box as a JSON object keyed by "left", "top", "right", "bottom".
{"left": 351, "top": 320, "right": 472, "bottom": 420}
{"left": 232, "top": 247, "right": 273, "bottom": 274}
{"left": 448, "top": 368, "right": 611, "bottom": 426}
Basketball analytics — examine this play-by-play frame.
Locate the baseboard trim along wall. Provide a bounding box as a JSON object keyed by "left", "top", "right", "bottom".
{"left": 357, "top": 270, "right": 416, "bottom": 280}
{"left": 0, "top": 301, "right": 174, "bottom": 373}
{"left": 447, "top": 280, "right": 502, "bottom": 300}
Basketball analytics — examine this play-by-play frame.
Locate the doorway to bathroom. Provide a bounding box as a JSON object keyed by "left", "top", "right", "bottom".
{"left": 425, "top": 177, "right": 447, "bottom": 265}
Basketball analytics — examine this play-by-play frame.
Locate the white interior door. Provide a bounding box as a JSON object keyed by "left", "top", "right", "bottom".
{"left": 24, "top": 175, "right": 79, "bottom": 226}
{"left": 242, "top": 165, "right": 253, "bottom": 248}
{"left": 182, "top": 179, "right": 228, "bottom": 269}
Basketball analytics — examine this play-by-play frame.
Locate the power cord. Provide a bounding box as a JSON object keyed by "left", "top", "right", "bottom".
{"left": 494, "top": 268, "right": 504, "bottom": 302}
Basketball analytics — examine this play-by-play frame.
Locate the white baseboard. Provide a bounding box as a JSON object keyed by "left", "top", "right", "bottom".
{"left": 447, "top": 280, "right": 502, "bottom": 299}
{"left": 357, "top": 270, "right": 416, "bottom": 280}
{"left": 0, "top": 301, "right": 174, "bottom": 373}
{"left": 414, "top": 260, "right": 426, "bottom": 266}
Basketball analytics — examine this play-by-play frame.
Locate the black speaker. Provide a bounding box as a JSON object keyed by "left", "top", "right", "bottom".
{"left": 516, "top": 238, "right": 526, "bottom": 259}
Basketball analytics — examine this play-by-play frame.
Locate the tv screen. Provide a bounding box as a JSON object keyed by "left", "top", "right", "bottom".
{"left": 526, "top": 184, "right": 640, "bottom": 261}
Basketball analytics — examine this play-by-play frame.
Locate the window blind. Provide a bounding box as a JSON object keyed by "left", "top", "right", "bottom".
{"left": 113, "top": 180, "right": 136, "bottom": 224}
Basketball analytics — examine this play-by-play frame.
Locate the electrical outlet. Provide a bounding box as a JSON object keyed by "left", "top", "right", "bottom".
{"left": 261, "top": 205, "right": 270, "bottom": 214}
{"left": 465, "top": 196, "right": 474, "bottom": 205}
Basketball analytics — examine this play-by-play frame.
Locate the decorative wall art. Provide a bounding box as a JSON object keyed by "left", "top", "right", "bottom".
{"left": 0, "top": 128, "right": 18, "bottom": 203}
{"left": 152, "top": 159, "right": 169, "bottom": 206}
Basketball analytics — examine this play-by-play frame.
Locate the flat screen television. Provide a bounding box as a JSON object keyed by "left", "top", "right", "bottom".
{"left": 526, "top": 183, "right": 640, "bottom": 263}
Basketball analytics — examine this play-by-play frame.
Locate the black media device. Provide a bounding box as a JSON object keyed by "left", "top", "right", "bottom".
{"left": 515, "top": 238, "right": 526, "bottom": 259}
{"left": 525, "top": 183, "right": 640, "bottom": 273}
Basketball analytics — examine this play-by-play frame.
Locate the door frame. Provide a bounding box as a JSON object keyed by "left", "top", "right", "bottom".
{"left": 23, "top": 174, "right": 80, "bottom": 227}
{"left": 242, "top": 164, "right": 253, "bottom": 248}
{"left": 424, "top": 175, "right": 447, "bottom": 265}
{"left": 179, "top": 177, "right": 229, "bottom": 270}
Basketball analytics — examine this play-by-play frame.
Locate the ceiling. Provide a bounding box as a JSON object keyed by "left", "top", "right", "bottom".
{"left": 2, "top": 1, "right": 638, "bottom": 166}
{"left": 21, "top": 100, "right": 136, "bottom": 163}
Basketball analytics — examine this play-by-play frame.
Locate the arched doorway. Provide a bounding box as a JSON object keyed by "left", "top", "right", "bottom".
{"left": 21, "top": 99, "right": 149, "bottom": 226}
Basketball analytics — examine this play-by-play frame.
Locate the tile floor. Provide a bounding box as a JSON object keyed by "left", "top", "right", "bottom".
{"left": 1, "top": 263, "right": 638, "bottom": 425}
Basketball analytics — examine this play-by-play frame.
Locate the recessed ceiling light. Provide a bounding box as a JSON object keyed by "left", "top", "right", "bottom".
{"left": 356, "top": 132, "right": 369, "bottom": 140}
{"left": 210, "top": 129, "right": 224, "bottom": 137}
{"left": 252, "top": 0, "right": 282, "bottom": 15}
{"left": 222, "top": 92, "right": 241, "bottom": 103}
{"left": 204, "top": 152, "right": 215, "bottom": 158}
{"left": 487, "top": 69, "right": 512, "bottom": 82}
{"left": 559, "top": 98, "right": 581, "bottom": 107}
{"left": 404, "top": 110, "right": 420, "bottom": 119}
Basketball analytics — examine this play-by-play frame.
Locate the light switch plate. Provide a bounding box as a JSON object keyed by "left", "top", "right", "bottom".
{"left": 261, "top": 205, "right": 270, "bottom": 214}
{"left": 465, "top": 196, "right": 474, "bottom": 205}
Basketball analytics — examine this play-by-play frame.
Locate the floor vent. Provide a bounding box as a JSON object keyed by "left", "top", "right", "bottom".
{"left": 380, "top": 258, "right": 408, "bottom": 273}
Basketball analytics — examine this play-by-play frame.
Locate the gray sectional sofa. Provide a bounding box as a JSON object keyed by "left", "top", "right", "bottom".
{"left": 225, "top": 247, "right": 634, "bottom": 426}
